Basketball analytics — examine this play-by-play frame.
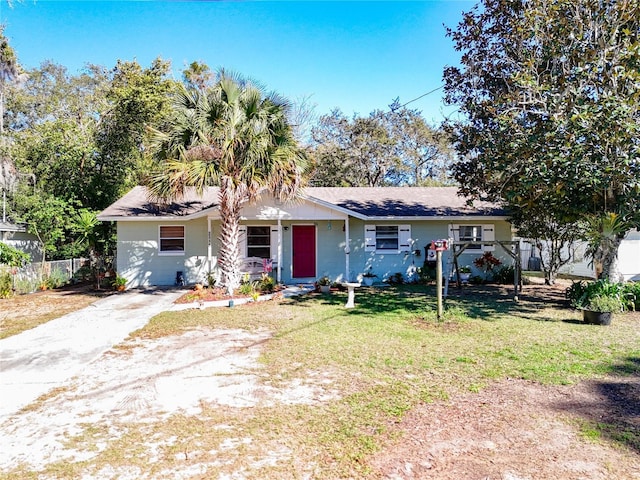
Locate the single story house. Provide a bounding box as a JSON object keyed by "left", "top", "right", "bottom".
{"left": 97, "top": 186, "right": 512, "bottom": 288}
{"left": 0, "top": 221, "right": 41, "bottom": 263}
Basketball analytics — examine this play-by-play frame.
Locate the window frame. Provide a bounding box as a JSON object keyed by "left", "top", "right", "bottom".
{"left": 365, "top": 224, "right": 412, "bottom": 254}
{"left": 158, "top": 225, "right": 185, "bottom": 256}
{"left": 246, "top": 225, "right": 272, "bottom": 259}
{"left": 458, "top": 225, "right": 483, "bottom": 251}
{"left": 449, "top": 224, "right": 495, "bottom": 253}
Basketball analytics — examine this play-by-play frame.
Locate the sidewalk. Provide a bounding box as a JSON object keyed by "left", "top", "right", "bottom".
{"left": 0, "top": 288, "right": 184, "bottom": 418}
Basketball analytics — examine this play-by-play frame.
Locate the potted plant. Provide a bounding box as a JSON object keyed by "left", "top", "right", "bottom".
{"left": 566, "top": 279, "right": 623, "bottom": 325}
{"left": 582, "top": 294, "right": 621, "bottom": 325}
{"left": 458, "top": 265, "right": 472, "bottom": 283}
{"left": 113, "top": 275, "right": 127, "bottom": 292}
{"left": 317, "top": 276, "right": 332, "bottom": 293}
{"left": 362, "top": 268, "right": 377, "bottom": 286}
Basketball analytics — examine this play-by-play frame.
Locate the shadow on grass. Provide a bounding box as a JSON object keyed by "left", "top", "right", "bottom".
{"left": 287, "top": 283, "right": 571, "bottom": 322}
{"left": 287, "top": 285, "right": 433, "bottom": 317}
{"left": 554, "top": 356, "right": 640, "bottom": 453}
{"left": 287, "top": 282, "right": 586, "bottom": 326}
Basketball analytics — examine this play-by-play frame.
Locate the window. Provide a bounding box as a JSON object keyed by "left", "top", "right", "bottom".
{"left": 449, "top": 224, "right": 495, "bottom": 252}
{"left": 159, "top": 225, "right": 185, "bottom": 254}
{"left": 376, "top": 226, "right": 399, "bottom": 250}
{"left": 247, "top": 226, "right": 271, "bottom": 258}
{"left": 365, "top": 225, "right": 411, "bottom": 253}
{"left": 459, "top": 225, "right": 482, "bottom": 250}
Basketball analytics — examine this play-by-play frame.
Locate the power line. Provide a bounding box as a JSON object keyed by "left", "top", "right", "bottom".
{"left": 391, "top": 85, "right": 444, "bottom": 111}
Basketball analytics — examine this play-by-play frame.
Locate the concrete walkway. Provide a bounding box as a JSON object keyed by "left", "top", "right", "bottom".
{"left": 0, "top": 288, "right": 184, "bottom": 418}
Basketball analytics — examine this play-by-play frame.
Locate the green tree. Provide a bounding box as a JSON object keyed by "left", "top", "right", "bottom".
{"left": 444, "top": 0, "right": 640, "bottom": 281}
{"left": 310, "top": 109, "right": 400, "bottom": 187}
{"left": 148, "top": 72, "right": 309, "bottom": 293}
{"left": 95, "top": 58, "right": 175, "bottom": 209}
{"left": 182, "top": 60, "right": 215, "bottom": 90}
{"left": 15, "top": 191, "right": 73, "bottom": 270}
{"left": 310, "top": 106, "right": 453, "bottom": 187}
{"left": 387, "top": 100, "right": 454, "bottom": 186}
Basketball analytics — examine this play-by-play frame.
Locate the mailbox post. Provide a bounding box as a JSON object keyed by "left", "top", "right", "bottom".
{"left": 429, "top": 239, "right": 449, "bottom": 321}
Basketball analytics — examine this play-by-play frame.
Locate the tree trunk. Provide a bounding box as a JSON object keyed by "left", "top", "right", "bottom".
{"left": 217, "top": 178, "right": 244, "bottom": 296}
{"left": 599, "top": 236, "right": 624, "bottom": 283}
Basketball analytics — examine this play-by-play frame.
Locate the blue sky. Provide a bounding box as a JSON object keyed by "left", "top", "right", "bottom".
{"left": 1, "top": 1, "right": 475, "bottom": 124}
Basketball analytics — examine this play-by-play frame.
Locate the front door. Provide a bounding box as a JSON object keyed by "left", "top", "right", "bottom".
{"left": 292, "top": 225, "right": 316, "bottom": 278}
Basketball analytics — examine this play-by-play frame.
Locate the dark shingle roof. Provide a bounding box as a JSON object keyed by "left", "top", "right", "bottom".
{"left": 98, "top": 186, "right": 220, "bottom": 219}
{"left": 306, "top": 187, "right": 505, "bottom": 217}
{"left": 98, "top": 186, "right": 506, "bottom": 220}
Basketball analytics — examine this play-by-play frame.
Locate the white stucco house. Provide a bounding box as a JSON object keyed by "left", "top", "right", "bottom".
{"left": 97, "top": 186, "right": 513, "bottom": 288}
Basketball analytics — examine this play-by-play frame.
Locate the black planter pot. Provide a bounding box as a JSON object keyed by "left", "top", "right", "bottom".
{"left": 583, "top": 310, "right": 613, "bottom": 326}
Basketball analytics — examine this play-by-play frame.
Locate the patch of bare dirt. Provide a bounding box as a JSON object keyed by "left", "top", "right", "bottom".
{"left": 0, "top": 284, "right": 113, "bottom": 338}
{"left": 370, "top": 378, "right": 640, "bottom": 480}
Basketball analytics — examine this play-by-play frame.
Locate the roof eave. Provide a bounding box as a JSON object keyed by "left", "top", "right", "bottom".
{"left": 98, "top": 205, "right": 219, "bottom": 222}
{"left": 360, "top": 215, "right": 510, "bottom": 222}
{"left": 300, "top": 194, "right": 369, "bottom": 220}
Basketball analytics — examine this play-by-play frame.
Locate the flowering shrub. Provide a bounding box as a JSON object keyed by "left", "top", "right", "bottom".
{"left": 473, "top": 251, "right": 502, "bottom": 279}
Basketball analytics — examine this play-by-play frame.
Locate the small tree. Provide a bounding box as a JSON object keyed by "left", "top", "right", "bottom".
{"left": 512, "top": 206, "right": 579, "bottom": 285}
{"left": 15, "top": 191, "right": 72, "bottom": 278}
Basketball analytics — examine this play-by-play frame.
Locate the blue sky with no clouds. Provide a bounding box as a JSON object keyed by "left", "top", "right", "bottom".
{"left": 1, "top": 1, "right": 475, "bottom": 124}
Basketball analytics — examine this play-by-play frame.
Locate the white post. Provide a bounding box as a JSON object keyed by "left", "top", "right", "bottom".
{"left": 207, "top": 217, "right": 212, "bottom": 270}
{"left": 436, "top": 250, "right": 443, "bottom": 321}
{"left": 344, "top": 217, "right": 350, "bottom": 281}
{"left": 277, "top": 218, "right": 282, "bottom": 283}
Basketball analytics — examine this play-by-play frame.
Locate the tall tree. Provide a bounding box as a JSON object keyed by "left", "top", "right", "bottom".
{"left": 182, "top": 60, "right": 215, "bottom": 91}
{"left": 95, "top": 58, "right": 175, "bottom": 209}
{"left": 148, "top": 72, "right": 309, "bottom": 293}
{"left": 310, "top": 109, "right": 400, "bottom": 187}
{"left": 0, "top": 25, "right": 18, "bottom": 135}
{"left": 387, "top": 100, "right": 455, "bottom": 186}
{"left": 444, "top": 0, "right": 640, "bottom": 281}
{"left": 310, "top": 107, "right": 453, "bottom": 187}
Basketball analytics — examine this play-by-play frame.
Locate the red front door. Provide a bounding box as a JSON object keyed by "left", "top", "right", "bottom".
{"left": 292, "top": 225, "right": 316, "bottom": 278}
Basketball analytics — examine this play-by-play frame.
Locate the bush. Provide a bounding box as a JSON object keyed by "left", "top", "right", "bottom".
{"left": 622, "top": 282, "right": 640, "bottom": 311}
{"left": 473, "top": 251, "right": 502, "bottom": 279}
{"left": 565, "top": 279, "right": 626, "bottom": 310}
{"left": 387, "top": 272, "right": 404, "bottom": 285}
{"left": 46, "top": 268, "right": 68, "bottom": 289}
{"left": 0, "top": 271, "right": 13, "bottom": 298}
{"left": 585, "top": 294, "right": 623, "bottom": 313}
{"left": 493, "top": 265, "right": 515, "bottom": 284}
{"left": 13, "top": 277, "right": 38, "bottom": 295}
{"left": 259, "top": 274, "right": 276, "bottom": 293}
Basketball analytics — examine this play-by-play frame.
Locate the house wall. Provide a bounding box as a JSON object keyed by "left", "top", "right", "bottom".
{"left": 117, "top": 215, "right": 513, "bottom": 287}
{"left": 1, "top": 230, "right": 42, "bottom": 262}
{"left": 344, "top": 218, "right": 512, "bottom": 283}
{"left": 117, "top": 218, "right": 210, "bottom": 287}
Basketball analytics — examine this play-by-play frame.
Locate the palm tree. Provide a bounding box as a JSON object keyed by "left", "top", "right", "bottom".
{"left": 148, "top": 72, "right": 309, "bottom": 293}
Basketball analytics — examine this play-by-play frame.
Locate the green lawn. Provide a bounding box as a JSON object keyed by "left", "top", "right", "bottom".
{"left": 9, "top": 284, "right": 639, "bottom": 479}
{"left": 122, "top": 284, "right": 640, "bottom": 477}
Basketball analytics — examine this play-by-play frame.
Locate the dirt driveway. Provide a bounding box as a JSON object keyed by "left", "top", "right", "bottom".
{"left": 0, "top": 286, "right": 638, "bottom": 479}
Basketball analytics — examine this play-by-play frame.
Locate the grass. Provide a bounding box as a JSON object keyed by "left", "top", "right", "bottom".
{"left": 3, "top": 283, "right": 639, "bottom": 479}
